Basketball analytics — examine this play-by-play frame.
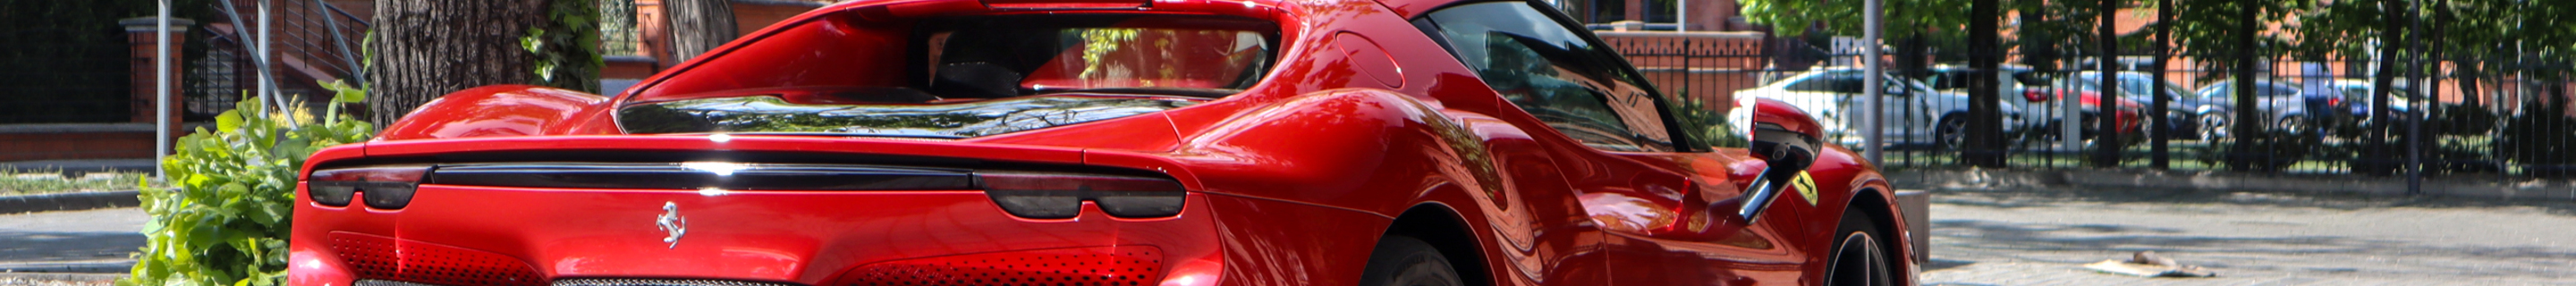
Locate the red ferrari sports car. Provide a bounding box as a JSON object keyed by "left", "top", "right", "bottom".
{"left": 288, "top": 0, "right": 1916, "bottom": 285}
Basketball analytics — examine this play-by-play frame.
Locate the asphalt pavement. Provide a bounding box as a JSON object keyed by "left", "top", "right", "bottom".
{"left": 0, "top": 207, "right": 143, "bottom": 274}
{"left": 1920, "top": 185, "right": 2576, "bottom": 285}
{"left": 6, "top": 187, "right": 2576, "bottom": 285}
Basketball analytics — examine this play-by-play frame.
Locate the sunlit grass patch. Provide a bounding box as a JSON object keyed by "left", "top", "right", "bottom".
{"left": 0, "top": 167, "right": 144, "bottom": 196}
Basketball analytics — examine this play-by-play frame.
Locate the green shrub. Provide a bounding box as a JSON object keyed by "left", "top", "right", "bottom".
{"left": 123, "top": 81, "right": 372, "bottom": 286}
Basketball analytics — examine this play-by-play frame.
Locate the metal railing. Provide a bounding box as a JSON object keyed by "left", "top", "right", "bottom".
{"left": 1604, "top": 31, "right": 2574, "bottom": 180}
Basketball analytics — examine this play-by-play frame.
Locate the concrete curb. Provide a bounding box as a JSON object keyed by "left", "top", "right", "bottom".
{"left": 0, "top": 191, "right": 140, "bottom": 215}
{"left": 1887, "top": 168, "right": 2576, "bottom": 199}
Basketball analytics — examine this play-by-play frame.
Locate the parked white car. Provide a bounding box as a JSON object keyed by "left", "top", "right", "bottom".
{"left": 1734, "top": 68, "right": 2023, "bottom": 151}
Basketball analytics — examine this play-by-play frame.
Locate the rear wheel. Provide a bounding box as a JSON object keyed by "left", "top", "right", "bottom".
{"left": 1825, "top": 208, "right": 1897, "bottom": 286}
{"left": 1359, "top": 236, "right": 1463, "bottom": 286}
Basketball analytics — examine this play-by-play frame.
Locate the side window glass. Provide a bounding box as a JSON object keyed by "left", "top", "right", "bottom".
{"left": 1826, "top": 74, "right": 1866, "bottom": 94}
{"left": 1419, "top": 1, "right": 1676, "bottom": 152}
{"left": 1784, "top": 75, "right": 1835, "bottom": 92}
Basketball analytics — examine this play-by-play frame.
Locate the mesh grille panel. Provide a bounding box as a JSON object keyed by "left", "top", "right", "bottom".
{"left": 833, "top": 246, "right": 1165, "bottom": 286}
{"left": 330, "top": 232, "right": 547, "bottom": 286}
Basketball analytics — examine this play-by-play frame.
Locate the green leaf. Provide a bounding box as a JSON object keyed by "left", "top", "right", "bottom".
{"left": 215, "top": 110, "right": 242, "bottom": 133}
{"left": 320, "top": 80, "right": 367, "bottom": 104}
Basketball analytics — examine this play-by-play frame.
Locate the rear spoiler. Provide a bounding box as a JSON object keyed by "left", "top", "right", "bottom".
{"left": 300, "top": 135, "right": 1204, "bottom": 190}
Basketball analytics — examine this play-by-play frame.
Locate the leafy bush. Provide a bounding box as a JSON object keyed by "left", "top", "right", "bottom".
{"left": 123, "top": 82, "right": 372, "bottom": 286}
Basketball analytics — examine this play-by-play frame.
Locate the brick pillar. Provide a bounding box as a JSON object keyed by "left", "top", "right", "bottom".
{"left": 122, "top": 17, "right": 193, "bottom": 124}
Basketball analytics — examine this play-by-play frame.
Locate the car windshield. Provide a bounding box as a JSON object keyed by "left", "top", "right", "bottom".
{"left": 618, "top": 14, "right": 1278, "bottom": 138}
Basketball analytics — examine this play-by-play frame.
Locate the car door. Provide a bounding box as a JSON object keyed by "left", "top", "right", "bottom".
{"left": 1412, "top": 3, "right": 1808, "bottom": 285}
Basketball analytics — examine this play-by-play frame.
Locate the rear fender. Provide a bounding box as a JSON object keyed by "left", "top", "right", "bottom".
{"left": 377, "top": 85, "right": 617, "bottom": 141}
{"left": 1163, "top": 88, "right": 1487, "bottom": 216}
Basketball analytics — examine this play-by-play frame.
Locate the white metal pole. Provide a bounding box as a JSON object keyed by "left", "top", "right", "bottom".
{"left": 1862, "top": 0, "right": 1884, "bottom": 163}
{"left": 258, "top": 0, "right": 274, "bottom": 111}
{"left": 2063, "top": 78, "right": 2081, "bottom": 154}
{"left": 1677, "top": 0, "right": 1688, "bottom": 31}
{"left": 155, "top": 0, "right": 171, "bottom": 181}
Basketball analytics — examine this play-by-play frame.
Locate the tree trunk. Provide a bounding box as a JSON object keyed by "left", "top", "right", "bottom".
{"left": 2091, "top": 0, "right": 2120, "bottom": 167}
{"left": 2367, "top": 0, "right": 2404, "bottom": 172}
{"left": 2229, "top": 0, "right": 2260, "bottom": 171}
{"left": 366, "top": 0, "right": 548, "bottom": 126}
{"left": 666, "top": 0, "right": 738, "bottom": 63}
{"left": 1964, "top": 0, "right": 2003, "bottom": 167}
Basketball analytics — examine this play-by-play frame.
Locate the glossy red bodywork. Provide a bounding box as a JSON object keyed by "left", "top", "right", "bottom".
{"left": 290, "top": 0, "right": 1915, "bottom": 285}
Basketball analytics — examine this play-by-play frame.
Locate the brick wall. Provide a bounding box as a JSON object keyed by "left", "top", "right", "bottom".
{"left": 0, "top": 124, "right": 199, "bottom": 162}
{"left": 1598, "top": 30, "right": 1769, "bottom": 112}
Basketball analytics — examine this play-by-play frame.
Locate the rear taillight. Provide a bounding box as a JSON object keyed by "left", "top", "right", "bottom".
{"left": 308, "top": 165, "right": 431, "bottom": 209}
{"left": 2024, "top": 89, "right": 2050, "bottom": 102}
{"left": 979, "top": 172, "right": 1185, "bottom": 219}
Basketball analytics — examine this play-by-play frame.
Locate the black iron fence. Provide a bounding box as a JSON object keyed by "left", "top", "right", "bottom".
{"left": 1606, "top": 32, "right": 2575, "bottom": 179}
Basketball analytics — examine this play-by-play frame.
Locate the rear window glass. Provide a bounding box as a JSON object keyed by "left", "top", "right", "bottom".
{"left": 620, "top": 14, "right": 1278, "bottom": 138}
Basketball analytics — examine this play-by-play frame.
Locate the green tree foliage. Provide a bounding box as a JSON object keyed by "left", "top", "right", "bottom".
{"left": 2167, "top": 0, "right": 2304, "bottom": 74}
{"left": 123, "top": 81, "right": 374, "bottom": 286}
{"left": 1738, "top": 0, "right": 1970, "bottom": 39}
{"left": 528, "top": 0, "right": 604, "bottom": 93}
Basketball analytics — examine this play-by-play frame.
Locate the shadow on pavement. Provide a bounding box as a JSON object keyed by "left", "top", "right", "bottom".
{"left": 0, "top": 231, "right": 141, "bottom": 262}
{"left": 1928, "top": 184, "right": 2576, "bottom": 215}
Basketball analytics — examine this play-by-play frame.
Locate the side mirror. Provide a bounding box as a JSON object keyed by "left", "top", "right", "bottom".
{"left": 1737, "top": 98, "right": 1824, "bottom": 223}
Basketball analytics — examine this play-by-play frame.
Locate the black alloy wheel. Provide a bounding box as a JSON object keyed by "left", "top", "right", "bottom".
{"left": 1825, "top": 208, "right": 1898, "bottom": 286}
{"left": 2198, "top": 112, "right": 2231, "bottom": 140}
{"left": 1359, "top": 236, "right": 1464, "bottom": 286}
{"left": 1934, "top": 116, "right": 1968, "bottom": 156}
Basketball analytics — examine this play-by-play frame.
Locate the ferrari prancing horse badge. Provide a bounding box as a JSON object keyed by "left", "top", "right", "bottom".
{"left": 1791, "top": 171, "right": 1818, "bottom": 206}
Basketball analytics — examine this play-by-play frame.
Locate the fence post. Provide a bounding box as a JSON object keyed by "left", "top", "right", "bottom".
{"left": 2150, "top": 0, "right": 2173, "bottom": 170}
{"left": 1863, "top": 0, "right": 1884, "bottom": 164}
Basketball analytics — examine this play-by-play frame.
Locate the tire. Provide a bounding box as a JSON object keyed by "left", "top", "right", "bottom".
{"left": 1825, "top": 208, "right": 1898, "bottom": 286}
{"left": 2275, "top": 114, "right": 2308, "bottom": 132}
{"left": 1359, "top": 236, "right": 1463, "bottom": 286}
{"left": 2197, "top": 112, "right": 2231, "bottom": 140}
{"left": 1933, "top": 116, "right": 1967, "bottom": 156}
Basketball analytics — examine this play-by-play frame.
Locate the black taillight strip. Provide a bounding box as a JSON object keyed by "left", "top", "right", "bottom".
{"left": 426, "top": 163, "right": 977, "bottom": 190}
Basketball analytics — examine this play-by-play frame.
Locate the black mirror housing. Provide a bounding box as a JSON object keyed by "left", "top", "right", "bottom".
{"left": 1738, "top": 98, "right": 1825, "bottom": 223}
